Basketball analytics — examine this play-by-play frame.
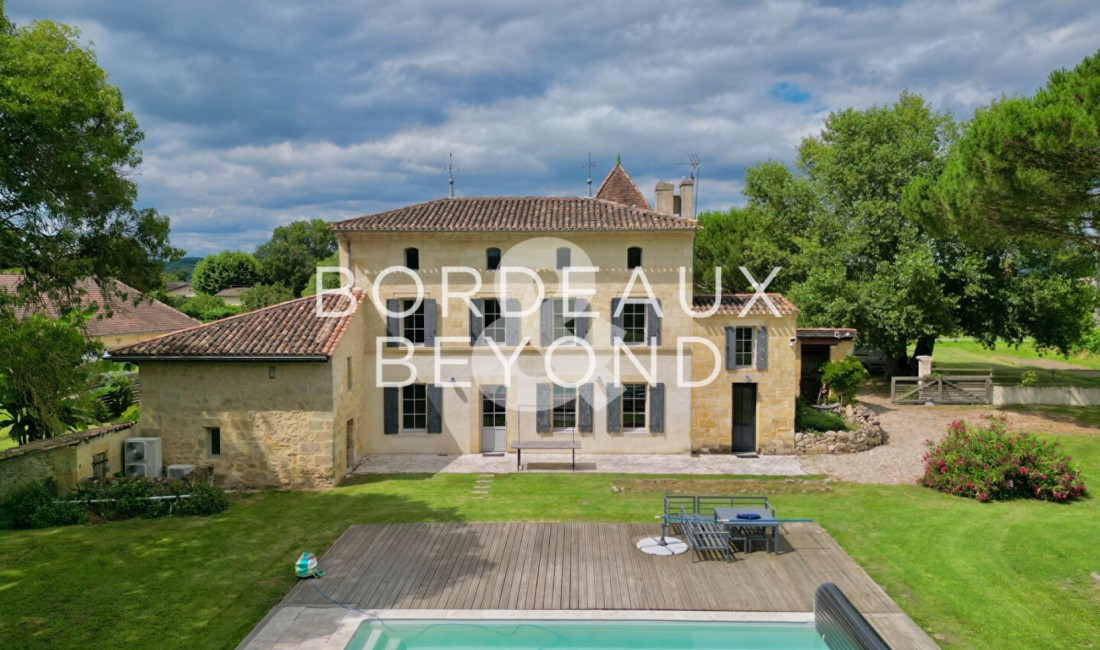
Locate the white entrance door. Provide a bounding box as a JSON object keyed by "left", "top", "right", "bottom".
{"left": 480, "top": 386, "right": 507, "bottom": 453}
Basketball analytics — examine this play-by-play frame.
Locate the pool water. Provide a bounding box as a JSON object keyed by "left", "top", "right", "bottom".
{"left": 345, "top": 619, "right": 826, "bottom": 649}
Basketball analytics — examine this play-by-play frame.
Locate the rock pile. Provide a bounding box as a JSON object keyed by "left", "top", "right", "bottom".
{"left": 794, "top": 404, "right": 887, "bottom": 454}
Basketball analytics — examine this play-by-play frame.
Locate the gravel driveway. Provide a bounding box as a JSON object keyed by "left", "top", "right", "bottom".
{"left": 798, "top": 392, "right": 1096, "bottom": 485}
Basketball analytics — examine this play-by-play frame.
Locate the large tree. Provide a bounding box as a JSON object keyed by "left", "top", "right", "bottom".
{"left": 0, "top": 4, "right": 179, "bottom": 311}
{"left": 190, "top": 251, "right": 260, "bottom": 295}
{"left": 253, "top": 219, "right": 337, "bottom": 296}
{"left": 908, "top": 50, "right": 1100, "bottom": 251}
{"left": 735, "top": 92, "right": 1094, "bottom": 370}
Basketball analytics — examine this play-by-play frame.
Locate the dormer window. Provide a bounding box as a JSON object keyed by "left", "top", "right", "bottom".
{"left": 486, "top": 247, "right": 501, "bottom": 271}
{"left": 627, "top": 246, "right": 642, "bottom": 269}
{"left": 556, "top": 247, "right": 571, "bottom": 269}
{"left": 405, "top": 247, "right": 419, "bottom": 271}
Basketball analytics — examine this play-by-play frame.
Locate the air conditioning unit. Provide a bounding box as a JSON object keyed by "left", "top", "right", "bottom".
{"left": 123, "top": 437, "right": 162, "bottom": 478}
{"left": 166, "top": 464, "right": 196, "bottom": 479}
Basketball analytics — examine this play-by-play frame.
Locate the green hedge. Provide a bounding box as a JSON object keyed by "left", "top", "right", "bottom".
{"left": 0, "top": 469, "right": 229, "bottom": 529}
{"left": 796, "top": 402, "right": 851, "bottom": 432}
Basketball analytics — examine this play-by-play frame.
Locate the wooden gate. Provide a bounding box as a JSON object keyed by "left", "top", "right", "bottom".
{"left": 891, "top": 375, "right": 992, "bottom": 404}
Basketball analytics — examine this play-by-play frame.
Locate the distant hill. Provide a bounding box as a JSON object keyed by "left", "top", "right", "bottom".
{"left": 166, "top": 256, "right": 202, "bottom": 280}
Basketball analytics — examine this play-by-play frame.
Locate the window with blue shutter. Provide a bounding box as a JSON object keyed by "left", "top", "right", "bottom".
{"left": 469, "top": 298, "right": 483, "bottom": 345}
{"left": 427, "top": 384, "right": 443, "bottom": 434}
{"left": 505, "top": 298, "right": 521, "bottom": 346}
{"left": 606, "top": 384, "right": 622, "bottom": 433}
{"left": 756, "top": 326, "right": 768, "bottom": 370}
{"left": 383, "top": 387, "right": 398, "bottom": 434}
{"left": 386, "top": 298, "right": 400, "bottom": 347}
{"left": 536, "top": 383, "right": 551, "bottom": 433}
{"left": 578, "top": 383, "right": 594, "bottom": 433}
{"left": 650, "top": 383, "right": 665, "bottom": 433}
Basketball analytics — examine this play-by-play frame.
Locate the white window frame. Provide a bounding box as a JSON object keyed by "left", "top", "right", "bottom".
{"left": 552, "top": 298, "right": 577, "bottom": 341}
{"left": 401, "top": 384, "right": 427, "bottom": 432}
{"left": 552, "top": 385, "right": 577, "bottom": 432}
{"left": 402, "top": 299, "right": 426, "bottom": 345}
{"left": 733, "top": 326, "right": 754, "bottom": 368}
{"left": 482, "top": 297, "right": 506, "bottom": 343}
{"left": 620, "top": 300, "right": 648, "bottom": 346}
{"left": 621, "top": 383, "right": 647, "bottom": 432}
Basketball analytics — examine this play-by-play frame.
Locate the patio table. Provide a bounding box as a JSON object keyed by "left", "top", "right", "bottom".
{"left": 713, "top": 506, "right": 780, "bottom": 554}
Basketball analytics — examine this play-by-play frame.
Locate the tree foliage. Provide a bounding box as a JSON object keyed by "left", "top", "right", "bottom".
{"left": 254, "top": 219, "right": 337, "bottom": 296}
{"left": 0, "top": 313, "right": 101, "bottom": 444}
{"left": 908, "top": 49, "right": 1100, "bottom": 251}
{"left": 0, "top": 7, "right": 179, "bottom": 311}
{"left": 300, "top": 252, "right": 343, "bottom": 296}
{"left": 693, "top": 207, "right": 758, "bottom": 293}
{"left": 179, "top": 294, "right": 239, "bottom": 322}
{"left": 190, "top": 251, "right": 260, "bottom": 295}
{"left": 728, "top": 92, "right": 1094, "bottom": 369}
{"left": 240, "top": 283, "right": 294, "bottom": 311}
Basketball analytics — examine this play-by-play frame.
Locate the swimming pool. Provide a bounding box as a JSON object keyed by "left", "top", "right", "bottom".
{"left": 345, "top": 619, "right": 826, "bottom": 649}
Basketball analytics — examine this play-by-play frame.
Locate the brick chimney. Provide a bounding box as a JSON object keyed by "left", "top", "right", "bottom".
{"left": 679, "top": 177, "right": 695, "bottom": 220}
{"left": 654, "top": 181, "right": 674, "bottom": 215}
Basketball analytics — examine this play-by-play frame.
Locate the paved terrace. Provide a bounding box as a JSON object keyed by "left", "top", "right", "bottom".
{"left": 353, "top": 453, "right": 805, "bottom": 475}
{"left": 242, "top": 522, "right": 937, "bottom": 649}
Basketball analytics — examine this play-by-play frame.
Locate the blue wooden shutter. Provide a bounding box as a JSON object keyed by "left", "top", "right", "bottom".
{"left": 383, "top": 387, "right": 398, "bottom": 434}
{"left": 424, "top": 299, "right": 438, "bottom": 346}
{"left": 610, "top": 298, "right": 622, "bottom": 345}
{"left": 725, "top": 326, "right": 735, "bottom": 370}
{"left": 469, "top": 298, "right": 483, "bottom": 345}
{"left": 646, "top": 299, "right": 661, "bottom": 346}
{"left": 574, "top": 299, "right": 590, "bottom": 341}
{"left": 427, "top": 384, "right": 443, "bottom": 434}
{"left": 756, "top": 326, "right": 768, "bottom": 370}
{"left": 536, "top": 383, "right": 551, "bottom": 433}
{"left": 606, "top": 384, "right": 622, "bottom": 433}
{"left": 386, "top": 298, "right": 400, "bottom": 347}
{"left": 505, "top": 298, "right": 521, "bottom": 346}
{"left": 578, "top": 383, "right": 594, "bottom": 433}
{"left": 649, "top": 383, "right": 665, "bottom": 433}
{"left": 539, "top": 299, "right": 553, "bottom": 346}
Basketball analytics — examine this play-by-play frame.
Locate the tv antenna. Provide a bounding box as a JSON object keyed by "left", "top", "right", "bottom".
{"left": 444, "top": 153, "right": 459, "bottom": 198}
{"left": 675, "top": 153, "right": 701, "bottom": 218}
{"left": 582, "top": 152, "right": 597, "bottom": 197}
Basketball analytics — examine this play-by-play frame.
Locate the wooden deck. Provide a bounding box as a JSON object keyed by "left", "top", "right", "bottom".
{"left": 262, "top": 522, "right": 936, "bottom": 649}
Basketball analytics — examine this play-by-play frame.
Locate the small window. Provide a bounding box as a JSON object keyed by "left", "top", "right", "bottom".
{"left": 622, "top": 383, "right": 647, "bottom": 431}
{"left": 556, "top": 247, "right": 571, "bottom": 269}
{"left": 405, "top": 247, "right": 420, "bottom": 270}
{"left": 483, "top": 298, "right": 505, "bottom": 343}
{"left": 92, "top": 452, "right": 109, "bottom": 479}
{"left": 552, "top": 385, "right": 576, "bottom": 431}
{"left": 487, "top": 247, "right": 501, "bottom": 271}
{"left": 208, "top": 427, "right": 221, "bottom": 458}
{"left": 621, "top": 302, "right": 647, "bottom": 345}
{"left": 402, "top": 384, "right": 427, "bottom": 431}
{"left": 552, "top": 299, "right": 576, "bottom": 341}
{"left": 346, "top": 356, "right": 353, "bottom": 390}
{"left": 734, "top": 326, "right": 754, "bottom": 367}
{"left": 402, "top": 299, "right": 425, "bottom": 344}
{"left": 627, "top": 247, "right": 642, "bottom": 269}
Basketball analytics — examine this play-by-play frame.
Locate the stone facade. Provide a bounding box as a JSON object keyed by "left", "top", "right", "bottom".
{"left": 0, "top": 423, "right": 135, "bottom": 495}
{"left": 793, "top": 404, "right": 886, "bottom": 454}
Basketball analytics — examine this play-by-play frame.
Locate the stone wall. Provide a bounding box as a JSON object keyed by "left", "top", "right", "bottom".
{"left": 0, "top": 423, "right": 135, "bottom": 495}
{"left": 992, "top": 385, "right": 1100, "bottom": 406}
{"left": 136, "top": 360, "right": 337, "bottom": 488}
{"left": 794, "top": 404, "right": 886, "bottom": 454}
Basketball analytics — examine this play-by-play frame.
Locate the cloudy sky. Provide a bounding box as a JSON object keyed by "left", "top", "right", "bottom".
{"left": 9, "top": 1, "right": 1099, "bottom": 255}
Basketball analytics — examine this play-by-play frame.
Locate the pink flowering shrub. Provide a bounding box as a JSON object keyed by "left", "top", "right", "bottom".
{"left": 919, "top": 415, "right": 1086, "bottom": 503}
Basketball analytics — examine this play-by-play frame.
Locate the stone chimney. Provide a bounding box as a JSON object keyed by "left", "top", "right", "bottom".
{"left": 679, "top": 177, "right": 695, "bottom": 220}
{"left": 654, "top": 180, "right": 674, "bottom": 215}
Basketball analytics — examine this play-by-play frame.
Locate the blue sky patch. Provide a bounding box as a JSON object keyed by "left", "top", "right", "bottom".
{"left": 769, "top": 82, "right": 811, "bottom": 104}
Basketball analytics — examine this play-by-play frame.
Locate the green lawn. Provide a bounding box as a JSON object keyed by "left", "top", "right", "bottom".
{"left": 931, "top": 339, "right": 1100, "bottom": 386}
{"left": 1, "top": 435, "right": 1097, "bottom": 649}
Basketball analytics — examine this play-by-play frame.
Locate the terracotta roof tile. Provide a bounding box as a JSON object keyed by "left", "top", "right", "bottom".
{"left": 691, "top": 293, "right": 798, "bottom": 316}
{"left": 0, "top": 275, "right": 198, "bottom": 337}
{"left": 594, "top": 162, "right": 652, "bottom": 210}
{"left": 331, "top": 196, "right": 695, "bottom": 232}
{"left": 109, "top": 290, "right": 364, "bottom": 360}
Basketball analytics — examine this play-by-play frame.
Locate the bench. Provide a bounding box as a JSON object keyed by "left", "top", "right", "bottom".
{"left": 510, "top": 440, "right": 581, "bottom": 471}
{"left": 680, "top": 508, "right": 733, "bottom": 562}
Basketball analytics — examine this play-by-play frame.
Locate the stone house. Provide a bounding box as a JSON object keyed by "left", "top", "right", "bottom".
{"left": 110, "top": 163, "right": 853, "bottom": 487}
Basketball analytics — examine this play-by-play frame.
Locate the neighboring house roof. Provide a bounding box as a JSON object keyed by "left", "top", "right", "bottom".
{"left": 0, "top": 275, "right": 198, "bottom": 337}
{"left": 166, "top": 281, "right": 191, "bottom": 292}
{"left": 108, "top": 290, "right": 364, "bottom": 361}
{"left": 330, "top": 196, "right": 697, "bottom": 233}
{"left": 691, "top": 294, "right": 799, "bottom": 316}
{"left": 594, "top": 161, "right": 652, "bottom": 210}
{"left": 215, "top": 286, "right": 251, "bottom": 298}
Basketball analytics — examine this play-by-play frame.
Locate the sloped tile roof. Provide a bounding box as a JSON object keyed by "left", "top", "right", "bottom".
{"left": 691, "top": 293, "right": 798, "bottom": 316}
{"left": 109, "top": 290, "right": 364, "bottom": 360}
{"left": 0, "top": 275, "right": 198, "bottom": 337}
{"left": 594, "top": 162, "right": 652, "bottom": 210}
{"left": 331, "top": 196, "right": 695, "bottom": 232}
